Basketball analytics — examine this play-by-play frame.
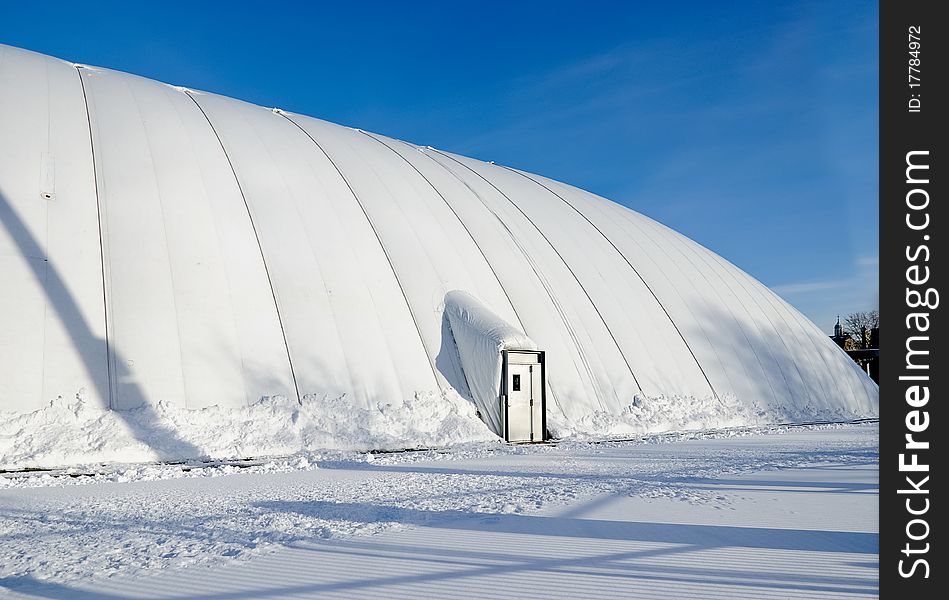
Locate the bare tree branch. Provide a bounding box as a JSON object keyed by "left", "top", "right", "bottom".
{"left": 843, "top": 310, "right": 879, "bottom": 348}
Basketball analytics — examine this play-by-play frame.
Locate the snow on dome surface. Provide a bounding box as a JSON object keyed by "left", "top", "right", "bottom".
{"left": 0, "top": 44, "right": 877, "bottom": 458}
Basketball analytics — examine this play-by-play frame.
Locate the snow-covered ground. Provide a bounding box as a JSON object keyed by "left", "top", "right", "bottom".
{"left": 0, "top": 423, "right": 877, "bottom": 598}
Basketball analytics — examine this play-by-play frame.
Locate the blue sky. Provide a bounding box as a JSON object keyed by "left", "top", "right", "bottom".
{"left": 1, "top": 0, "right": 878, "bottom": 332}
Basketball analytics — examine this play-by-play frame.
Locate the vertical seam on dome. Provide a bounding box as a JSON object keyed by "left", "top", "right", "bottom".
{"left": 735, "top": 265, "right": 834, "bottom": 405}
{"left": 126, "top": 79, "right": 192, "bottom": 408}
{"left": 425, "top": 148, "right": 615, "bottom": 410}
{"left": 688, "top": 242, "right": 797, "bottom": 405}
{"left": 506, "top": 167, "right": 721, "bottom": 404}
{"left": 650, "top": 214, "right": 822, "bottom": 408}
{"left": 184, "top": 92, "right": 302, "bottom": 404}
{"left": 642, "top": 216, "right": 781, "bottom": 405}
{"left": 40, "top": 60, "right": 51, "bottom": 404}
{"left": 695, "top": 243, "right": 818, "bottom": 405}
{"left": 769, "top": 293, "right": 854, "bottom": 404}
{"left": 591, "top": 202, "right": 744, "bottom": 400}
{"left": 359, "top": 131, "right": 516, "bottom": 401}
{"left": 359, "top": 132, "right": 529, "bottom": 333}
{"left": 277, "top": 113, "right": 441, "bottom": 390}
{"left": 754, "top": 274, "right": 859, "bottom": 406}
{"left": 166, "top": 87, "right": 251, "bottom": 406}
{"left": 409, "top": 145, "right": 601, "bottom": 413}
{"left": 75, "top": 65, "right": 114, "bottom": 410}
{"left": 431, "top": 149, "right": 643, "bottom": 397}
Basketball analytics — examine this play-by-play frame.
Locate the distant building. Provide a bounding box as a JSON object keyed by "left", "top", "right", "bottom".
{"left": 830, "top": 316, "right": 879, "bottom": 383}
{"left": 830, "top": 316, "right": 855, "bottom": 351}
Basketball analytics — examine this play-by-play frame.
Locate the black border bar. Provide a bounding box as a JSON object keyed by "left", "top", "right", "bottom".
{"left": 880, "top": 1, "right": 944, "bottom": 595}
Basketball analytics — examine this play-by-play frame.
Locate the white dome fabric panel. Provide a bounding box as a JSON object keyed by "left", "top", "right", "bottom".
{"left": 0, "top": 44, "right": 878, "bottom": 426}
{"left": 81, "top": 65, "right": 296, "bottom": 409}
{"left": 187, "top": 91, "right": 438, "bottom": 408}
{"left": 0, "top": 45, "right": 109, "bottom": 412}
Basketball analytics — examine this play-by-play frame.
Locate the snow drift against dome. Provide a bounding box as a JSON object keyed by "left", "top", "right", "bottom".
{"left": 0, "top": 43, "right": 877, "bottom": 459}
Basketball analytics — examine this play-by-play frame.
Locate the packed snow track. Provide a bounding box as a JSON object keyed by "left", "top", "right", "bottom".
{"left": 0, "top": 424, "right": 878, "bottom": 599}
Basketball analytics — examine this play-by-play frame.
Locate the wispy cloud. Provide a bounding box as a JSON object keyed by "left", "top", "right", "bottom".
{"left": 771, "top": 279, "right": 848, "bottom": 296}
{"left": 771, "top": 254, "right": 878, "bottom": 331}
{"left": 773, "top": 254, "right": 878, "bottom": 299}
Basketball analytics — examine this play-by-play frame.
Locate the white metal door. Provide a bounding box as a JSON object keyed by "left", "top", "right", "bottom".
{"left": 530, "top": 364, "right": 543, "bottom": 440}
{"left": 507, "top": 363, "right": 536, "bottom": 442}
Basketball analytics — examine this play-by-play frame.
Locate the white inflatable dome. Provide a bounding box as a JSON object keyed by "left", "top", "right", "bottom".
{"left": 0, "top": 44, "right": 877, "bottom": 432}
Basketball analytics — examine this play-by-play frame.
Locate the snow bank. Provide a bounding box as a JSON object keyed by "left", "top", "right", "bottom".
{"left": 548, "top": 391, "right": 877, "bottom": 440}
{"left": 0, "top": 385, "right": 875, "bottom": 471}
{"left": 444, "top": 290, "right": 536, "bottom": 436}
{"left": 0, "top": 390, "right": 499, "bottom": 471}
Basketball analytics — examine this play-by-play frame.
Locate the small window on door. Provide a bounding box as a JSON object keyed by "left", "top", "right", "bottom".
{"left": 512, "top": 374, "right": 521, "bottom": 391}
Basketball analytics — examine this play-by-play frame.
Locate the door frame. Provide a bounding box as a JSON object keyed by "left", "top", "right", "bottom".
{"left": 500, "top": 349, "right": 546, "bottom": 442}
